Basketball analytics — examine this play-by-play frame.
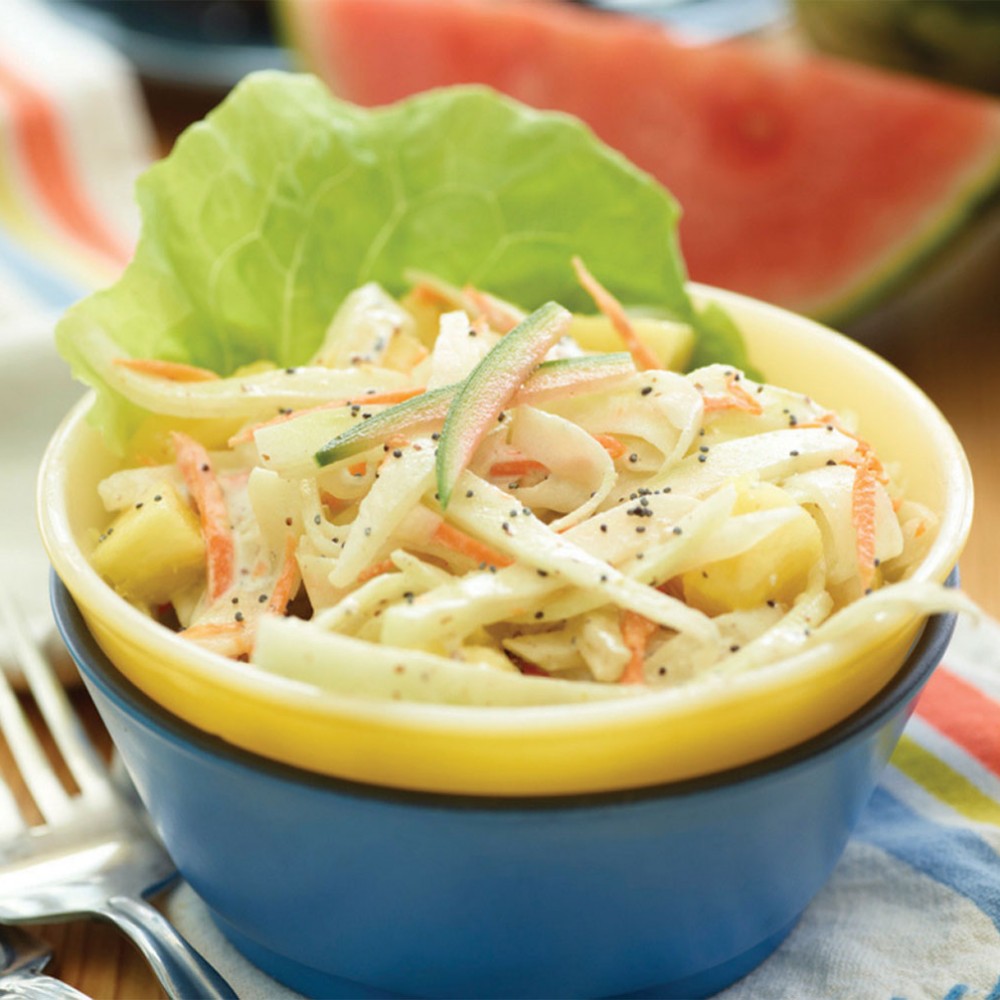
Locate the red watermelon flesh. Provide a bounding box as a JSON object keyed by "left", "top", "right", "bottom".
{"left": 282, "top": 0, "right": 1000, "bottom": 324}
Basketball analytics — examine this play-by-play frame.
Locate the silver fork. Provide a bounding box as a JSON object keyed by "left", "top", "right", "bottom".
{"left": 0, "top": 592, "right": 237, "bottom": 1000}
{"left": 0, "top": 924, "right": 91, "bottom": 999}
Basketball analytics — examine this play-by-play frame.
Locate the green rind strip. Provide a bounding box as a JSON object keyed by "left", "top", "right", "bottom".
{"left": 532, "top": 352, "right": 632, "bottom": 375}
{"left": 315, "top": 384, "right": 456, "bottom": 466}
{"left": 436, "top": 302, "right": 572, "bottom": 507}
{"left": 314, "top": 344, "right": 632, "bottom": 468}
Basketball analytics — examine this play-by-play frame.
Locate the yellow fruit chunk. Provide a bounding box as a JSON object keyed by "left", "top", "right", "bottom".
{"left": 381, "top": 329, "right": 430, "bottom": 372}
{"left": 90, "top": 481, "right": 206, "bottom": 606}
{"left": 400, "top": 287, "right": 448, "bottom": 347}
{"left": 568, "top": 314, "right": 694, "bottom": 370}
{"left": 129, "top": 413, "right": 244, "bottom": 464}
{"left": 682, "top": 482, "right": 822, "bottom": 615}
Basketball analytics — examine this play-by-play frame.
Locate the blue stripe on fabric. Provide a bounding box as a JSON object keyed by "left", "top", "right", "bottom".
{"left": 856, "top": 787, "right": 1000, "bottom": 934}
{"left": 943, "top": 986, "right": 968, "bottom": 1000}
{"left": 0, "top": 227, "right": 84, "bottom": 308}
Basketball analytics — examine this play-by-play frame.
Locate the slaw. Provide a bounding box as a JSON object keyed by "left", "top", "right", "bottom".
{"left": 85, "top": 267, "right": 969, "bottom": 707}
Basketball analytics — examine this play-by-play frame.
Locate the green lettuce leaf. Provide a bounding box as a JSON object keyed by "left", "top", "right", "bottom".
{"left": 688, "top": 300, "right": 754, "bottom": 373}
{"left": 56, "top": 71, "right": 750, "bottom": 450}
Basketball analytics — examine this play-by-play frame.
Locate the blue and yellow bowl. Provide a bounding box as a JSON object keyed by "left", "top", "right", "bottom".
{"left": 53, "top": 575, "right": 957, "bottom": 999}
{"left": 41, "top": 287, "right": 973, "bottom": 996}
{"left": 37, "top": 288, "right": 974, "bottom": 797}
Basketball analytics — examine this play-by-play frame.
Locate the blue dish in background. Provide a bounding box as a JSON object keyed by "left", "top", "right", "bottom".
{"left": 48, "top": 0, "right": 788, "bottom": 95}
{"left": 46, "top": 0, "right": 289, "bottom": 90}
{"left": 52, "top": 575, "right": 958, "bottom": 999}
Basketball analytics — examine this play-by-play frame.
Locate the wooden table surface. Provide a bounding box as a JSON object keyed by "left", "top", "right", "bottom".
{"left": 4, "top": 71, "right": 1000, "bottom": 1000}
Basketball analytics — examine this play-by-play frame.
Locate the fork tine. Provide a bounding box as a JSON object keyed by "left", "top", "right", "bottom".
{"left": 0, "top": 759, "right": 28, "bottom": 839}
{"left": 0, "top": 592, "right": 110, "bottom": 805}
{"left": 0, "top": 646, "right": 72, "bottom": 826}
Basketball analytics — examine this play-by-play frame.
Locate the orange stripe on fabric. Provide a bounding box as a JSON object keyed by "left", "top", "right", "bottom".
{"left": 915, "top": 667, "right": 1000, "bottom": 777}
{"left": 0, "top": 99, "right": 112, "bottom": 287}
{"left": 0, "top": 61, "right": 131, "bottom": 268}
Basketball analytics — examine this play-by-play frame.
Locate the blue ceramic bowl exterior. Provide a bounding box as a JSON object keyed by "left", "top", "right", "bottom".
{"left": 52, "top": 577, "right": 957, "bottom": 999}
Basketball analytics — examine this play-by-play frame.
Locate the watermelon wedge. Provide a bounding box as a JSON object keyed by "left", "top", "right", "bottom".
{"left": 279, "top": 0, "right": 1000, "bottom": 325}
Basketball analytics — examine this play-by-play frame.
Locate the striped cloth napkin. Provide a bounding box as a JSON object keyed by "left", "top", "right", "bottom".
{"left": 3, "top": 1, "right": 998, "bottom": 995}
{"left": 718, "top": 612, "right": 1000, "bottom": 999}
{"left": 0, "top": 0, "right": 150, "bottom": 666}
{"left": 0, "top": 0, "right": 148, "bottom": 311}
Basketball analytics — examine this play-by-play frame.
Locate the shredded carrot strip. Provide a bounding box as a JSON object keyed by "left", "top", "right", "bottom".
{"left": 432, "top": 522, "right": 514, "bottom": 569}
{"left": 409, "top": 281, "right": 455, "bottom": 307}
{"left": 572, "top": 256, "right": 661, "bottom": 372}
{"left": 320, "top": 491, "right": 351, "bottom": 516}
{"left": 347, "top": 388, "right": 425, "bottom": 406}
{"left": 404, "top": 342, "right": 432, "bottom": 366}
{"left": 619, "top": 610, "right": 658, "bottom": 685}
{"left": 171, "top": 432, "right": 234, "bottom": 602}
{"left": 592, "top": 433, "right": 627, "bottom": 460}
{"left": 658, "top": 577, "right": 686, "bottom": 601}
{"left": 852, "top": 454, "right": 879, "bottom": 592}
{"left": 357, "top": 558, "right": 398, "bottom": 584}
{"left": 179, "top": 621, "right": 253, "bottom": 659}
{"left": 267, "top": 534, "right": 300, "bottom": 615}
{"left": 115, "top": 357, "right": 220, "bottom": 382}
{"left": 229, "top": 406, "right": 321, "bottom": 447}
{"left": 800, "top": 412, "right": 888, "bottom": 482}
{"left": 181, "top": 621, "right": 242, "bottom": 638}
{"left": 700, "top": 373, "right": 763, "bottom": 415}
{"left": 348, "top": 461, "right": 368, "bottom": 477}
{"left": 840, "top": 452, "right": 890, "bottom": 486}
{"left": 463, "top": 285, "right": 522, "bottom": 333}
{"left": 488, "top": 459, "right": 549, "bottom": 479}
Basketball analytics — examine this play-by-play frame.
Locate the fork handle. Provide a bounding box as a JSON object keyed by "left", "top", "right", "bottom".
{"left": 97, "top": 896, "right": 238, "bottom": 1000}
{"left": 0, "top": 970, "right": 93, "bottom": 1000}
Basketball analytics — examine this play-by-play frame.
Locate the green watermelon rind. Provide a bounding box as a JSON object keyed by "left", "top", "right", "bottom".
{"left": 276, "top": 0, "right": 339, "bottom": 86}
{"left": 794, "top": 0, "right": 1000, "bottom": 97}
{"left": 816, "top": 144, "right": 1000, "bottom": 327}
